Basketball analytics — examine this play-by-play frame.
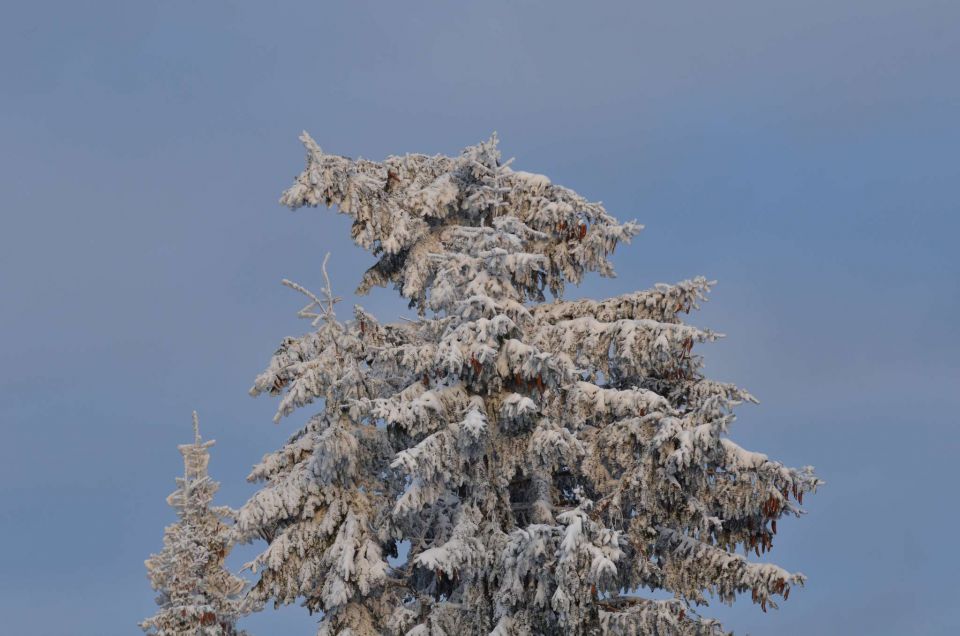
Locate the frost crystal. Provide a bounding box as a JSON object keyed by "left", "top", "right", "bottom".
{"left": 237, "top": 135, "right": 821, "bottom": 634}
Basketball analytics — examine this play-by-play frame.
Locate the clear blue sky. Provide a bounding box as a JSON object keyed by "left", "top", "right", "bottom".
{"left": 2, "top": 2, "right": 958, "bottom": 634}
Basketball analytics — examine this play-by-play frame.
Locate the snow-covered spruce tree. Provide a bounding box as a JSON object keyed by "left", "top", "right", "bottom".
{"left": 143, "top": 413, "right": 250, "bottom": 636}
{"left": 235, "top": 134, "right": 820, "bottom": 635}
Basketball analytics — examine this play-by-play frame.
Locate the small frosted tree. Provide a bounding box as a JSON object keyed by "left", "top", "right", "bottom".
{"left": 143, "top": 413, "right": 250, "bottom": 636}
{"left": 235, "top": 135, "right": 820, "bottom": 635}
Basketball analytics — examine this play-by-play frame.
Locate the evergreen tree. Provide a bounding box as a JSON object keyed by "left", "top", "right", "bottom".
{"left": 235, "top": 134, "right": 821, "bottom": 635}
{"left": 143, "top": 413, "right": 250, "bottom": 636}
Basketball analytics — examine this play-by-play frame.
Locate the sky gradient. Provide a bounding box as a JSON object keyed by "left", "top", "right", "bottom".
{"left": 2, "top": 2, "right": 959, "bottom": 634}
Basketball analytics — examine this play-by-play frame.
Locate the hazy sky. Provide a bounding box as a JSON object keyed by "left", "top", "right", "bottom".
{"left": 2, "top": 2, "right": 958, "bottom": 634}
